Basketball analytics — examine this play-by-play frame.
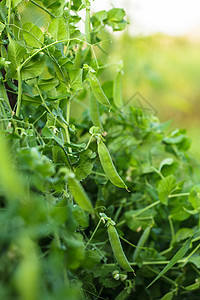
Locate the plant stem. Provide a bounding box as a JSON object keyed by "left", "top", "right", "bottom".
{"left": 85, "top": 218, "right": 102, "bottom": 248}
{"left": 146, "top": 266, "right": 178, "bottom": 288}
{"left": 91, "top": 171, "right": 107, "bottom": 177}
{"left": 19, "top": 38, "right": 96, "bottom": 71}
{"left": 169, "top": 216, "right": 175, "bottom": 245}
{"left": 16, "top": 67, "right": 22, "bottom": 117}
{"left": 7, "top": 0, "right": 12, "bottom": 42}
{"left": 65, "top": 98, "right": 71, "bottom": 153}
{"left": 36, "top": 85, "right": 68, "bottom": 130}
{"left": 168, "top": 192, "right": 189, "bottom": 198}
{"left": 117, "top": 200, "right": 160, "bottom": 227}
{"left": 68, "top": 0, "right": 72, "bottom": 11}
{"left": 29, "top": 0, "right": 55, "bottom": 18}
{"left": 85, "top": 134, "right": 94, "bottom": 149}
{"left": 182, "top": 243, "right": 200, "bottom": 264}
{"left": 104, "top": 259, "right": 186, "bottom": 267}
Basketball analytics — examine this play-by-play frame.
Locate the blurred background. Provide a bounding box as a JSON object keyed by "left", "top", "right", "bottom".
{"left": 91, "top": 0, "right": 200, "bottom": 159}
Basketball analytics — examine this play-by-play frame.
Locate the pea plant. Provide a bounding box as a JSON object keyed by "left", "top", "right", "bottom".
{"left": 0, "top": 0, "right": 200, "bottom": 299}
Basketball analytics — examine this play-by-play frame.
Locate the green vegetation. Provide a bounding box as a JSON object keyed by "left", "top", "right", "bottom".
{"left": 0, "top": 0, "right": 200, "bottom": 299}
{"left": 109, "top": 33, "right": 200, "bottom": 158}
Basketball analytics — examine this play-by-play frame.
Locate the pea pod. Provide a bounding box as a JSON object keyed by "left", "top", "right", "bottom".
{"left": 85, "top": 8, "right": 91, "bottom": 43}
{"left": 89, "top": 72, "right": 111, "bottom": 108}
{"left": 68, "top": 175, "right": 94, "bottom": 213}
{"left": 108, "top": 224, "right": 134, "bottom": 273}
{"left": 97, "top": 139, "right": 128, "bottom": 190}
{"left": 113, "top": 71, "right": 123, "bottom": 108}
{"left": 133, "top": 226, "right": 151, "bottom": 261}
{"left": 115, "top": 289, "right": 130, "bottom": 300}
{"left": 89, "top": 91, "right": 103, "bottom": 130}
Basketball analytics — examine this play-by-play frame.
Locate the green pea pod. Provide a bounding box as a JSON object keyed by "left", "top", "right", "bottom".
{"left": 89, "top": 91, "right": 103, "bottom": 130}
{"left": 113, "top": 71, "right": 123, "bottom": 108}
{"left": 89, "top": 72, "right": 111, "bottom": 108}
{"left": 98, "top": 139, "right": 128, "bottom": 190}
{"left": 133, "top": 226, "right": 151, "bottom": 261}
{"left": 115, "top": 289, "right": 130, "bottom": 300}
{"left": 68, "top": 175, "right": 94, "bottom": 213}
{"left": 85, "top": 8, "right": 91, "bottom": 43}
{"left": 108, "top": 224, "right": 134, "bottom": 273}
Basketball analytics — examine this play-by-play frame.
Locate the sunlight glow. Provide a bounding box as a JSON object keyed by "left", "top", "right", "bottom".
{"left": 91, "top": 0, "right": 200, "bottom": 36}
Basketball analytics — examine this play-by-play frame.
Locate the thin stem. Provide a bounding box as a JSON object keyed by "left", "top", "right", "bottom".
{"left": 168, "top": 193, "right": 189, "bottom": 198}
{"left": 105, "top": 259, "right": 186, "bottom": 267}
{"left": 151, "top": 166, "right": 164, "bottom": 179}
{"left": 91, "top": 171, "right": 107, "bottom": 178}
{"left": 160, "top": 246, "right": 173, "bottom": 256}
{"left": 7, "top": 0, "right": 12, "bottom": 42}
{"left": 85, "top": 134, "right": 94, "bottom": 150}
{"left": 119, "top": 235, "right": 137, "bottom": 249}
{"left": 182, "top": 243, "right": 200, "bottom": 263}
{"left": 169, "top": 216, "right": 175, "bottom": 245}
{"left": 65, "top": 98, "right": 71, "bottom": 153}
{"left": 19, "top": 38, "right": 93, "bottom": 71}
{"left": 16, "top": 68, "right": 22, "bottom": 117}
{"left": 117, "top": 200, "right": 160, "bottom": 227}
{"left": 29, "top": 0, "right": 55, "bottom": 18}
{"left": 68, "top": 0, "right": 72, "bottom": 11}
{"left": 36, "top": 85, "right": 68, "bottom": 130}
{"left": 85, "top": 218, "right": 102, "bottom": 248}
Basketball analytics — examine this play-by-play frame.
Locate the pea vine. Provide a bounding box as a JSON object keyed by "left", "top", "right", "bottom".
{"left": 0, "top": 0, "right": 200, "bottom": 299}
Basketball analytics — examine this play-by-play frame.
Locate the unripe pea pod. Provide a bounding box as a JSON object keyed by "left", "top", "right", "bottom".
{"left": 97, "top": 139, "right": 128, "bottom": 190}
{"left": 89, "top": 72, "right": 111, "bottom": 108}
{"left": 85, "top": 7, "right": 91, "bottom": 43}
{"left": 89, "top": 91, "right": 103, "bottom": 130}
{"left": 114, "top": 289, "right": 130, "bottom": 300}
{"left": 68, "top": 174, "right": 94, "bottom": 213}
{"left": 133, "top": 226, "right": 151, "bottom": 261}
{"left": 107, "top": 224, "right": 134, "bottom": 273}
{"left": 113, "top": 70, "right": 123, "bottom": 108}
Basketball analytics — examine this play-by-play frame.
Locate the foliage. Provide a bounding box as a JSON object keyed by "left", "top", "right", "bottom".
{"left": 0, "top": 0, "right": 200, "bottom": 299}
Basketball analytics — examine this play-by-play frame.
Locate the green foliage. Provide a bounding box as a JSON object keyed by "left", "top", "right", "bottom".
{"left": 0, "top": 1, "right": 200, "bottom": 299}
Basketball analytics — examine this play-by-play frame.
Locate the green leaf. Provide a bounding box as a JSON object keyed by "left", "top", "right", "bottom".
{"left": 38, "top": 78, "right": 59, "bottom": 91}
{"left": 147, "top": 235, "right": 194, "bottom": 288}
{"left": 74, "top": 149, "right": 96, "bottom": 181}
{"left": 160, "top": 291, "right": 174, "bottom": 300}
{"left": 125, "top": 209, "right": 156, "bottom": 231}
{"left": 48, "top": 18, "right": 68, "bottom": 41}
{"left": 107, "top": 8, "right": 126, "bottom": 22}
{"left": 12, "top": 0, "right": 22, "bottom": 6}
{"left": 81, "top": 249, "right": 102, "bottom": 270}
{"left": 159, "top": 158, "right": 178, "bottom": 176}
{"left": 93, "top": 10, "right": 107, "bottom": 22}
{"left": 0, "top": 21, "right": 5, "bottom": 33}
{"left": 183, "top": 280, "right": 200, "bottom": 291}
{"left": 52, "top": 145, "right": 70, "bottom": 168}
{"left": 157, "top": 175, "right": 177, "bottom": 205}
{"left": 174, "top": 228, "right": 194, "bottom": 243}
{"left": 68, "top": 69, "right": 83, "bottom": 92}
{"left": 21, "top": 54, "right": 46, "bottom": 80}
{"left": 8, "top": 40, "right": 26, "bottom": 78}
{"left": 42, "top": 127, "right": 64, "bottom": 146}
{"left": 23, "top": 22, "right": 44, "bottom": 48}
{"left": 72, "top": 205, "right": 89, "bottom": 227}
{"left": 189, "top": 185, "right": 200, "bottom": 210}
{"left": 189, "top": 255, "right": 200, "bottom": 268}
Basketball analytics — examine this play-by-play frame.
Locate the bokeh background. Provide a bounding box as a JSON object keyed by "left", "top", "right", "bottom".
{"left": 91, "top": 0, "right": 200, "bottom": 159}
